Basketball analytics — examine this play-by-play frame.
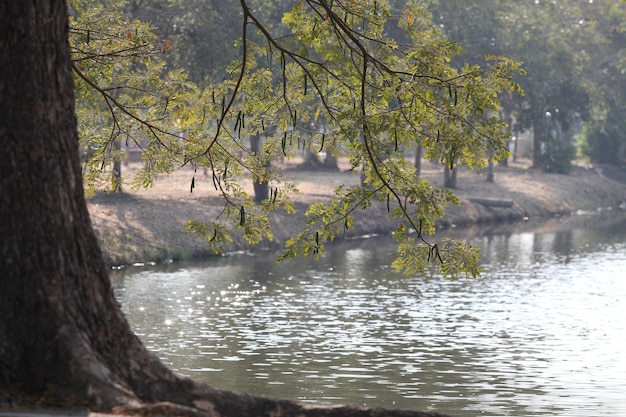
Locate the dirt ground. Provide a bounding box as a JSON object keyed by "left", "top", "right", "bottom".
{"left": 87, "top": 157, "right": 626, "bottom": 267}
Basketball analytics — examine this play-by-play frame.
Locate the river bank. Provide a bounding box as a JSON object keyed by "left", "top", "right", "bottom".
{"left": 87, "top": 159, "right": 626, "bottom": 267}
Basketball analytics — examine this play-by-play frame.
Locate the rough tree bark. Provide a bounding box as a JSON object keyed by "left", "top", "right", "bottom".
{"left": 0, "top": 2, "right": 453, "bottom": 416}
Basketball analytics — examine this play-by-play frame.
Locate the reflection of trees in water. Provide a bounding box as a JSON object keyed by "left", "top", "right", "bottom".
{"left": 470, "top": 212, "right": 626, "bottom": 269}
{"left": 111, "top": 215, "right": 626, "bottom": 415}
{"left": 552, "top": 229, "right": 574, "bottom": 261}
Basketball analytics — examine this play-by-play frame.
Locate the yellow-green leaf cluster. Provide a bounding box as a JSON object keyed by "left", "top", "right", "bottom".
{"left": 72, "top": 0, "right": 523, "bottom": 278}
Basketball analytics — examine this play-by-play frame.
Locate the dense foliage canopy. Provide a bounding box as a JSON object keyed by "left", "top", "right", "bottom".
{"left": 71, "top": 0, "right": 526, "bottom": 278}
{"left": 103, "top": 1, "right": 626, "bottom": 174}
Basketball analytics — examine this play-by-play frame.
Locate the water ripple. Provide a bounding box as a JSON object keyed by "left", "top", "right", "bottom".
{"left": 112, "top": 218, "right": 626, "bottom": 416}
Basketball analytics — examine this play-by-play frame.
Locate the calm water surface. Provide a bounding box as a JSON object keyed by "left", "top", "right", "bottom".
{"left": 111, "top": 213, "right": 626, "bottom": 417}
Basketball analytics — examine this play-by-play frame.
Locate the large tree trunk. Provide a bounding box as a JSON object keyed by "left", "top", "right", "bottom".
{"left": 0, "top": 0, "right": 186, "bottom": 408}
{"left": 0, "top": 2, "right": 451, "bottom": 417}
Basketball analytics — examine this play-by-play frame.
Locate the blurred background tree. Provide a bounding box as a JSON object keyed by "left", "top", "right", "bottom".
{"left": 429, "top": 0, "right": 626, "bottom": 171}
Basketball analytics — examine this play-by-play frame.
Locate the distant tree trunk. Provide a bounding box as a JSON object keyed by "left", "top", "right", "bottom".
{"left": 112, "top": 162, "right": 123, "bottom": 191}
{"left": 0, "top": 2, "right": 451, "bottom": 417}
{"left": 323, "top": 152, "right": 339, "bottom": 170}
{"left": 110, "top": 92, "right": 123, "bottom": 192}
{"left": 249, "top": 134, "right": 270, "bottom": 204}
{"left": 531, "top": 107, "right": 547, "bottom": 169}
{"left": 443, "top": 165, "right": 457, "bottom": 188}
{"left": 500, "top": 153, "right": 508, "bottom": 167}
{"left": 500, "top": 113, "right": 512, "bottom": 167}
{"left": 302, "top": 148, "right": 323, "bottom": 168}
{"left": 486, "top": 149, "right": 495, "bottom": 183}
{"left": 485, "top": 161, "right": 494, "bottom": 183}
{"left": 414, "top": 144, "right": 423, "bottom": 176}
